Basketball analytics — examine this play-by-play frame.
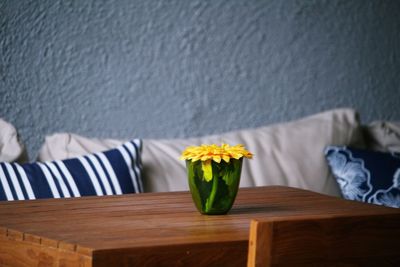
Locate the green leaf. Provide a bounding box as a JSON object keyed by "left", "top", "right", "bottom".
{"left": 222, "top": 160, "right": 242, "bottom": 186}
{"left": 187, "top": 161, "right": 201, "bottom": 205}
{"left": 201, "top": 160, "right": 213, "bottom": 182}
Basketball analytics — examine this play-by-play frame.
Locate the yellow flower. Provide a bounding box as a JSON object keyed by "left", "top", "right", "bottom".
{"left": 180, "top": 143, "right": 253, "bottom": 163}
{"left": 180, "top": 144, "right": 253, "bottom": 182}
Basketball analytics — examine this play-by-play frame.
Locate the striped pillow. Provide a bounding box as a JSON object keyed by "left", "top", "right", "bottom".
{"left": 0, "top": 140, "right": 143, "bottom": 201}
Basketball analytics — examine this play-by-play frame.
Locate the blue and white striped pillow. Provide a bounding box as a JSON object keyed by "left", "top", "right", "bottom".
{"left": 0, "top": 140, "right": 143, "bottom": 201}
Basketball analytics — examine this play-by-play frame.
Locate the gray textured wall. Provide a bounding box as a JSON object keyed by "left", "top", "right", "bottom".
{"left": 1, "top": 0, "right": 400, "bottom": 159}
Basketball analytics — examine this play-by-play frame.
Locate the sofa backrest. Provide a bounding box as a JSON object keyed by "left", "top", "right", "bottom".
{"left": 38, "top": 108, "right": 364, "bottom": 196}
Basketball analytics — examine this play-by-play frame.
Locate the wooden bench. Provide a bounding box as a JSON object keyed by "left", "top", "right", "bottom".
{"left": 248, "top": 213, "right": 400, "bottom": 267}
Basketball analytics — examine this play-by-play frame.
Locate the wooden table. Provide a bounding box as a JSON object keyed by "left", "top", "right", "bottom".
{"left": 0, "top": 186, "right": 399, "bottom": 267}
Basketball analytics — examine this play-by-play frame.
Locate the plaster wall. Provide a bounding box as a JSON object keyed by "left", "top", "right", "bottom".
{"left": 1, "top": 0, "right": 399, "bottom": 158}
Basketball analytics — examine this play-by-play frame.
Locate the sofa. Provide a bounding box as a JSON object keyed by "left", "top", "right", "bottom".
{"left": 1, "top": 108, "right": 400, "bottom": 207}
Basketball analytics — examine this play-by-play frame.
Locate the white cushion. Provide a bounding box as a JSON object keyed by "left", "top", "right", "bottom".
{"left": 38, "top": 108, "right": 363, "bottom": 196}
{"left": 0, "top": 118, "right": 26, "bottom": 162}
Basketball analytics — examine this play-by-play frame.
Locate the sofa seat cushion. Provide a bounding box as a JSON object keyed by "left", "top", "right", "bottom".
{"left": 38, "top": 109, "right": 363, "bottom": 197}
{"left": 0, "top": 140, "right": 143, "bottom": 201}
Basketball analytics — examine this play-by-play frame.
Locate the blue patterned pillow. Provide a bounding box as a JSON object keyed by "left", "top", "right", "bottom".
{"left": 325, "top": 146, "right": 400, "bottom": 208}
{"left": 0, "top": 140, "right": 143, "bottom": 201}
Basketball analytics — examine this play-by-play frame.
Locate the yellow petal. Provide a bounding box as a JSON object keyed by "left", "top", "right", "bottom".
{"left": 192, "top": 158, "right": 200, "bottom": 162}
{"left": 201, "top": 155, "right": 210, "bottom": 161}
{"left": 212, "top": 155, "right": 221, "bottom": 163}
{"left": 231, "top": 153, "right": 243, "bottom": 159}
{"left": 222, "top": 155, "right": 230, "bottom": 163}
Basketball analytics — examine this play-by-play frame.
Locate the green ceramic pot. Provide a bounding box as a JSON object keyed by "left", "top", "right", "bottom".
{"left": 186, "top": 158, "right": 243, "bottom": 215}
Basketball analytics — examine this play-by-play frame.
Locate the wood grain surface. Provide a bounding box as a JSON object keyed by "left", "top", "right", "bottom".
{"left": 0, "top": 186, "right": 399, "bottom": 267}
{"left": 248, "top": 214, "right": 400, "bottom": 267}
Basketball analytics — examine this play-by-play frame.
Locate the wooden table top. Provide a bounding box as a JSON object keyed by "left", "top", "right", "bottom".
{"left": 1, "top": 186, "right": 399, "bottom": 267}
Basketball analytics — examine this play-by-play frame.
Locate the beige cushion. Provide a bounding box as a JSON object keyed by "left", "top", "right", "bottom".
{"left": 0, "top": 118, "right": 26, "bottom": 162}
{"left": 363, "top": 121, "right": 400, "bottom": 152}
{"left": 38, "top": 108, "right": 364, "bottom": 196}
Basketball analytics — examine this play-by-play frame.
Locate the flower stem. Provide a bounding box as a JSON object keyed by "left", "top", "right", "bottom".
{"left": 205, "top": 174, "right": 218, "bottom": 213}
